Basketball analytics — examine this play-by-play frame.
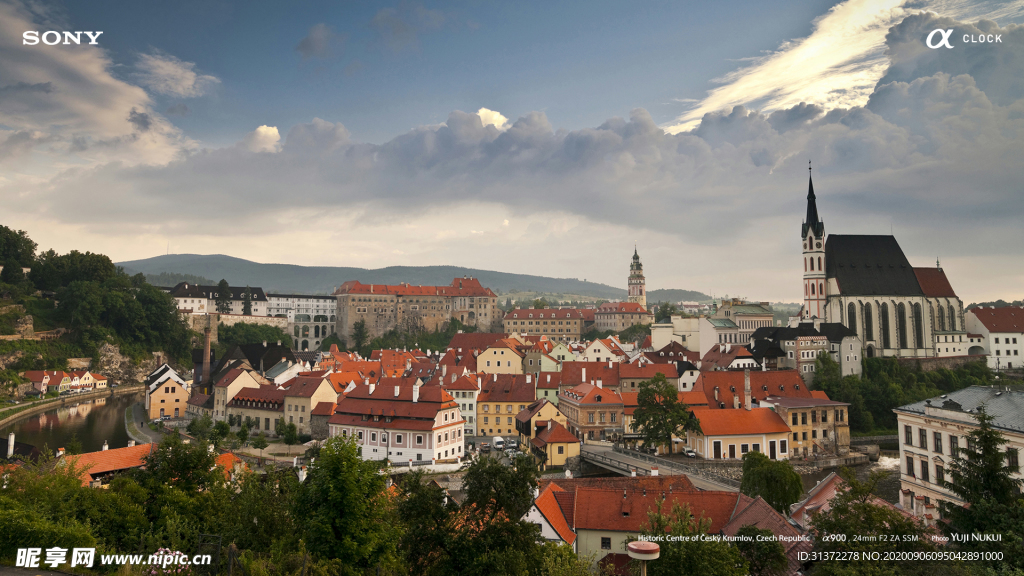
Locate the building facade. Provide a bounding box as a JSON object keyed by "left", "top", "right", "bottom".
{"left": 266, "top": 293, "right": 337, "bottom": 351}
{"left": 169, "top": 282, "right": 269, "bottom": 316}
{"left": 503, "top": 308, "right": 584, "bottom": 340}
{"left": 965, "top": 306, "right": 1023, "bottom": 370}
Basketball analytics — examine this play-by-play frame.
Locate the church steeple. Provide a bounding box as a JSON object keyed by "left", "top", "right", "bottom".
{"left": 802, "top": 161, "right": 824, "bottom": 239}
{"left": 801, "top": 161, "right": 826, "bottom": 320}
{"left": 628, "top": 247, "right": 646, "bottom": 308}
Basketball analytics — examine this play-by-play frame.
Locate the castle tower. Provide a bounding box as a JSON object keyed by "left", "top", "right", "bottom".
{"left": 802, "top": 164, "right": 826, "bottom": 319}
{"left": 628, "top": 246, "right": 647, "bottom": 308}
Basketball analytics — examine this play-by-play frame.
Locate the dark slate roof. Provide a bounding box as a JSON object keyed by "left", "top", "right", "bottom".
{"left": 801, "top": 173, "right": 824, "bottom": 239}
{"left": 824, "top": 235, "right": 924, "bottom": 296}
{"left": 750, "top": 325, "right": 821, "bottom": 341}
{"left": 816, "top": 322, "right": 857, "bottom": 343}
{"left": 895, "top": 386, "right": 1024, "bottom": 434}
{"left": 236, "top": 343, "right": 296, "bottom": 372}
{"left": 168, "top": 282, "right": 268, "bottom": 302}
{"left": 749, "top": 340, "right": 786, "bottom": 360}
{"left": 191, "top": 348, "right": 216, "bottom": 364}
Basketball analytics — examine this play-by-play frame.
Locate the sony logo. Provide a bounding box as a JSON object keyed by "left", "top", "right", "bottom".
{"left": 22, "top": 31, "right": 103, "bottom": 45}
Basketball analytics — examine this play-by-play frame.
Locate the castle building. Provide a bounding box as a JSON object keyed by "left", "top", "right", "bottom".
{"left": 799, "top": 167, "right": 966, "bottom": 358}
{"left": 627, "top": 247, "right": 647, "bottom": 308}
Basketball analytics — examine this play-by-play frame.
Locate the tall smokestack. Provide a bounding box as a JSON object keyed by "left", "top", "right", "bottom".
{"left": 202, "top": 319, "right": 212, "bottom": 394}
{"left": 744, "top": 369, "right": 751, "bottom": 411}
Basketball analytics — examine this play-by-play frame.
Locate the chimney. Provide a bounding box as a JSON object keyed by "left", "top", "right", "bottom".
{"left": 493, "top": 374, "right": 497, "bottom": 382}
{"left": 102, "top": 441, "right": 108, "bottom": 451}
{"left": 208, "top": 444, "right": 215, "bottom": 453}
{"left": 263, "top": 341, "right": 268, "bottom": 348}
{"left": 442, "top": 365, "right": 447, "bottom": 377}
{"left": 369, "top": 382, "right": 376, "bottom": 395}
{"left": 582, "top": 367, "right": 586, "bottom": 382}
{"left": 412, "top": 384, "right": 420, "bottom": 403}
{"left": 6, "top": 432, "right": 13, "bottom": 459}
{"left": 526, "top": 374, "right": 532, "bottom": 384}
{"left": 547, "top": 374, "right": 551, "bottom": 383}
{"left": 57, "top": 447, "right": 66, "bottom": 457}
{"left": 597, "top": 380, "right": 603, "bottom": 389}
{"left": 298, "top": 466, "right": 307, "bottom": 482}
{"left": 547, "top": 420, "right": 553, "bottom": 430}
{"left": 733, "top": 395, "right": 739, "bottom": 409}
{"left": 202, "top": 323, "right": 212, "bottom": 391}
{"left": 608, "top": 360, "right": 613, "bottom": 368}
{"left": 744, "top": 369, "right": 751, "bottom": 411}
{"left": 128, "top": 440, "right": 136, "bottom": 447}
{"left": 714, "top": 387, "right": 719, "bottom": 401}
{"left": 394, "top": 386, "right": 400, "bottom": 397}
{"left": 726, "top": 343, "right": 731, "bottom": 353}
{"left": 631, "top": 468, "right": 636, "bottom": 477}
{"left": 650, "top": 466, "right": 659, "bottom": 476}
{"left": 565, "top": 469, "right": 573, "bottom": 479}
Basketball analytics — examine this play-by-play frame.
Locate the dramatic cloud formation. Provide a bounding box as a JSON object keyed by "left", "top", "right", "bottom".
{"left": 135, "top": 51, "right": 220, "bottom": 98}
{"left": 666, "top": 0, "right": 1024, "bottom": 132}
{"left": 2, "top": 3, "right": 1022, "bottom": 302}
{"left": 296, "top": 23, "right": 343, "bottom": 59}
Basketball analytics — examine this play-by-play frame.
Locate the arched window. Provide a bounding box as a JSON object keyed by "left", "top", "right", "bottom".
{"left": 804, "top": 258, "right": 807, "bottom": 272}
{"left": 881, "top": 303, "right": 891, "bottom": 349}
{"left": 809, "top": 258, "right": 814, "bottom": 271}
{"left": 302, "top": 325, "right": 309, "bottom": 337}
{"left": 314, "top": 325, "right": 320, "bottom": 338}
{"left": 937, "top": 306, "right": 945, "bottom": 332}
{"left": 948, "top": 305, "right": 956, "bottom": 331}
{"left": 818, "top": 257, "right": 822, "bottom": 270}
{"left": 811, "top": 283, "right": 815, "bottom": 295}
{"left": 847, "top": 303, "right": 857, "bottom": 334}
{"left": 819, "top": 282, "right": 823, "bottom": 296}
{"left": 897, "top": 303, "right": 908, "bottom": 349}
{"left": 805, "top": 284, "right": 808, "bottom": 296}
{"left": 913, "top": 303, "right": 923, "bottom": 348}
{"left": 864, "top": 303, "right": 874, "bottom": 341}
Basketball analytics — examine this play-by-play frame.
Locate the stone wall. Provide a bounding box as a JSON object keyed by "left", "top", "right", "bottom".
{"left": 310, "top": 414, "right": 331, "bottom": 441}
{"left": 218, "top": 314, "right": 288, "bottom": 330}
{"left": 894, "top": 354, "right": 985, "bottom": 372}
{"left": 96, "top": 343, "right": 165, "bottom": 386}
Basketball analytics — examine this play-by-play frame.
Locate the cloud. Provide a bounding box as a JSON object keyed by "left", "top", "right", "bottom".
{"left": 127, "top": 108, "right": 153, "bottom": 132}
{"left": 242, "top": 125, "right": 282, "bottom": 153}
{"left": 665, "top": 0, "right": 1024, "bottom": 133}
{"left": 371, "top": 2, "right": 446, "bottom": 52}
{"left": 166, "top": 103, "right": 190, "bottom": 116}
{"left": 477, "top": 108, "right": 508, "bottom": 130}
{"left": 135, "top": 51, "right": 220, "bottom": 98}
{"left": 296, "top": 23, "right": 343, "bottom": 59}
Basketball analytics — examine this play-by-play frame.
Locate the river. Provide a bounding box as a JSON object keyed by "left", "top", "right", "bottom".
{"left": 801, "top": 456, "right": 903, "bottom": 504}
{"left": 1, "top": 392, "right": 143, "bottom": 454}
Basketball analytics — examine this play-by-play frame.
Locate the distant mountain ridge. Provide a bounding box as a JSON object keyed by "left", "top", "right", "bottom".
{"left": 118, "top": 254, "right": 711, "bottom": 302}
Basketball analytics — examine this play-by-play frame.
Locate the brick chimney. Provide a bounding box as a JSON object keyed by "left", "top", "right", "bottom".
{"left": 744, "top": 369, "right": 751, "bottom": 411}
{"left": 202, "top": 322, "right": 212, "bottom": 393}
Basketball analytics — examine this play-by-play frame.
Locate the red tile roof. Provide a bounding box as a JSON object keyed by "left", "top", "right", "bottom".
{"left": 531, "top": 422, "right": 579, "bottom": 447}
{"left": 561, "top": 382, "right": 623, "bottom": 405}
{"left": 619, "top": 363, "right": 678, "bottom": 380}
{"left": 214, "top": 368, "right": 247, "bottom": 388}
{"left": 447, "top": 332, "right": 509, "bottom": 353}
{"left": 535, "top": 372, "right": 561, "bottom": 389}
{"left": 721, "top": 496, "right": 811, "bottom": 573}
{"left": 69, "top": 443, "right": 155, "bottom": 485}
{"left": 693, "top": 371, "right": 810, "bottom": 409}
{"left": 443, "top": 375, "right": 480, "bottom": 391}
{"left": 311, "top": 401, "right": 336, "bottom": 416}
{"left": 534, "top": 483, "right": 577, "bottom": 545}
{"left": 281, "top": 376, "right": 334, "bottom": 398}
{"left": 477, "top": 374, "right": 536, "bottom": 403}
{"left": 329, "top": 383, "right": 460, "bottom": 430}
{"left": 969, "top": 306, "right": 1024, "bottom": 334}
{"left": 810, "top": 390, "right": 831, "bottom": 400}
{"left": 689, "top": 407, "right": 791, "bottom": 436}
{"left": 573, "top": 488, "right": 744, "bottom": 533}
{"left": 215, "top": 452, "right": 247, "bottom": 480}
{"left": 597, "top": 302, "right": 650, "bottom": 314}
{"left": 334, "top": 277, "right": 496, "bottom": 298}
{"left": 913, "top": 267, "right": 958, "bottom": 298}
{"left": 561, "top": 362, "right": 620, "bottom": 388}
{"left": 505, "top": 308, "right": 584, "bottom": 320}
{"left": 187, "top": 393, "right": 210, "bottom": 407}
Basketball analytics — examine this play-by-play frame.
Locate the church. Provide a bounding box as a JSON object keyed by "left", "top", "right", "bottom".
{"left": 799, "top": 168, "right": 967, "bottom": 359}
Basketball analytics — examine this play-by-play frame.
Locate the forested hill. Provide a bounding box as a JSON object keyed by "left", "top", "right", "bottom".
{"left": 119, "top": 254, "right": 711, "bottom": 301}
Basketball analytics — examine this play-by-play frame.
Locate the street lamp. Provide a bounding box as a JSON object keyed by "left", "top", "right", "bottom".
{"left": 627, "top": 541, "right": 660, "bottom": 576}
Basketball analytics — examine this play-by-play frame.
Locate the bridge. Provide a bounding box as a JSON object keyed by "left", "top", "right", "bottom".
{"left": 579, "top": 445, "right": 740, "bottom": 492}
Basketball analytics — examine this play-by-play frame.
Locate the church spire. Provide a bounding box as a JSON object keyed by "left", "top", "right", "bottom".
{"left": 801, "top": 161, "right": 824, "bottom": 239}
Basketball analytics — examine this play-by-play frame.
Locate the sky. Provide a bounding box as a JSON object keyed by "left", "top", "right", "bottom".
{"left": 1, "top": 0, "right": 1023, "bottom": 304}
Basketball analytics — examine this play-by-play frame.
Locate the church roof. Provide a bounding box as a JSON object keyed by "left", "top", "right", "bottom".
{"left": 913, "top": 268, "right": 958, "bottom": 298}
{"left": 801, "top": 172, "right": 824, "bottom": 239}
{"left": 824, "top": 235, "right": 924, "bottom": 296}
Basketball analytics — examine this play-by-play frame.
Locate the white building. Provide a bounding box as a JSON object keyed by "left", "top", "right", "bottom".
{"left": 266, "top": 293, "right": 338, "bottom": 350}
{"left": 169, "top": 282, "right": 269, "bottom": 316}
{"left": 965, "top": 306, "right": 1023, "bottom": 370}
{"left": 328, "top": 382, "right": 466, "bottom": 463}
{"left": 894, "top": 386, "right": 1024, "bottom": 524}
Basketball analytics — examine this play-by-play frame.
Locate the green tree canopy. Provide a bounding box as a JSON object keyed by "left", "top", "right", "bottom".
{"left": 634, "top": 499, "right": 747, "bottom": 576}
{"left": 218, "top": 321, "right": 292, "bottom": 349}
{"left": 733, "top": 525, "right": 788, "bottom": 576}
{"left": 0, "top": 225, "right": 37, "bottom": 268}
{"left": 242, "top": 286, "right": 253, "bottom": 315}
{"left": 215, "top": 278, "right": 232, "bottom": 313}
{"left": 632, "top": 373, "right": 700, "bottom": 454}
{"left": 739, "top": 452, "right": 804, "bottom": 514}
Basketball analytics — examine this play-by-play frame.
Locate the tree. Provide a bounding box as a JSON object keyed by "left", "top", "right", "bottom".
{"left": 654, "top": 302, "right": 678, "bottom": 323}
{"left": 252, "top": 432, "right": 269, "bottom": 461}
{"left": 810, "top": 468, "right": 943, "bottom": 576}
{"left": 282, "top": 422, "right": 299, "bottom": 446}
{"left": 940, "top": 408, "right": 1024, "bottom": 568}
{"left": 0, "top": 225, "right": 37, "bottom": 268}
{"left": 218, "top": 322, "right": 291, "bottom": 348}
{"left": 65, "top": 433, "right": 83, "bottom": 456}
{"left": 463, "top": 454, "right": 541, "bottom": 522}
{"left": 532, "top": 298, "right": 548, "bottom": 309}
{"left": 236, "top": 425, "right": 249, "bottom": 447}
{"left": 294, "top": 435, "right": 400, "bottom": 571}
{"left": 0, "top": 260, "right": 26, "bottom": 284}
{"left": 733, "top": 525, "right": 788, "bottom": 576}
{"left": 242, "top": 286, "right": 253, "bottom": 315}
{"left": 137, "top": 431, "right": 219, "bottom": 493}
{"left": 739, "top": 452, "right": 804, "bottom": 514}
{"left": 212, "top": 420, "right": 231, "bottom": 447}
{"left": 215, "top": 279, "right": 232, "bottom": 314}
{"left": 632, "top": 373, "right": 700, "bottom": 454}
{"left": 187, "top": 413, "right": 214, "bottom": 440}
{"left": 351, "top": 319, "right": 368, "bottom": 352}
{"left": 619, "top": 323, "right": 651, "bottom": 346}
{"left": 634, "top": 499, "right": 747, "bottom": 576}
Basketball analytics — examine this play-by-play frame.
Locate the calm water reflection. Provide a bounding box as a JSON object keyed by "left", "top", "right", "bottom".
{"left": 1, "top": 392, "right": 143, "bottom": 454}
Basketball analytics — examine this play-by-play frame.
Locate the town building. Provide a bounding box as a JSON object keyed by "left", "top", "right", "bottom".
{"left": 476, "top": 373, "right": 537, "bottom": 437}
{"left": 278, "top": 375, "right": 338, "bottom": 436}
{"left": 650, "top": 315, "right": 700, "bottom": 351}
{"left": 751, "top": 321, "right": 863, "bottom": 381}
{"left": 225, "top": 386, "right": 286, "bottom": 434}
{"left": 144, "top": 365, "right": 189, "bottom": 419}
{"left": 627, "top": 247, "right": 647, "bottom": 309}
{"left": 894, "top": 386, "right": 1024, "bottom": 524}
{"left": 333, "top": 277, "right": 499, "bottom": 341}
{"left": 699, "top": 317, "right": 740, "bottom": 357}
{"left": 711, "top": 299, "right": 775, "bottom": 342}
{"left": 66, "top": 442, "right": 156, "bottom": 487}
{"left": 965, "top": 306, "right": 1024, "bottom": 370}
{"left": 265, "top": 293, "right": 337, "bottom": 348}
{"left": 578, "top": 337, "right": 628, "bottom": 363}
{"left": 529, "top": 421, "right": 579, "bottom": 470}
{"left": 798, "top": 170, "right": 967, "bottom": 359}
{"left": 514, "top": 398, "right": 567, "bottom": 448}
{"left": 594, "top": 302, "right": 653, "bottom": 332}
{"left": 168, "top": 282, "right": 269, "bottom": 316}
{"left": 561, "top": 362, "right": 621, "bottom": 394}
{"left": 328, "top": 382, "right": 466, "bottom": 463}
{"left": 692, "top": 370, "right": 811, "bottom": 410}
{"left": 535, "top": 371, "right": 562, "bottom": 404}
{"left": 503, "top": 308, "right": 585, "bottom": 341}
{"left": 477, "top": 339, "right": 526, "bottom": 375}
{"left": 765, "top": 394, "right": 850, "bottom": 457}
{"left": 559, "top": 382, "right": 624, "bottom": 442}
{"left": 443, "top": 375, "right": 480, "bottom": 436}
{"left": 211, "top": 368, "right": 262, "bottom": 421}
{"left": 686, "top": 406, "right": 792, "bottom": 460}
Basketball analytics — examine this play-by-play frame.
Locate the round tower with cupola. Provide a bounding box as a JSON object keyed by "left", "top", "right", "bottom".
{"left": 628, "top": 247, "right": 647, "bottom": 309}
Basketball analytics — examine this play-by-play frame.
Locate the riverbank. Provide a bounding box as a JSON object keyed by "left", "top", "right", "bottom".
{"left": 0, "top": 385, "right": 143, "bottom": 430}
{"left": 124, "top": 401, "right": 164, "bottom": 445}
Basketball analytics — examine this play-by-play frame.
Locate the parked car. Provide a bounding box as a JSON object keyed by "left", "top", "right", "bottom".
{"left": 480, "top": 442, "right": 491, "bottom": 453}
{"left": 682, "top": 448, "right": 697, "bottom": 458}
{"left": 505, "top": 438, "right": 518, "bottom": 450}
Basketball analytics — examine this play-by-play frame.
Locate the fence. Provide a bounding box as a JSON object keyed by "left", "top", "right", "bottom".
{"left": 609, "top": 446, "right": 742, "bottom": 489}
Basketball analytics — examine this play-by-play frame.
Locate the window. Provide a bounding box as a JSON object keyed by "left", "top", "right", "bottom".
{"left": 919, "top": 428, "right": 928, "bottom": 451}
{"left": 793, "top": 432, "right": 798, "bottom": 441}
{"left": 802, "top": 432, "right": 807, "bottom": 441}
{"left": 905, "top": 425, "right": 913, "bottom": 446}
{"left": 396, "top": 434, "right": 403, "bottom": 444}
{"left": 780, "top": 440, "right": 788, "bottom": 453}
{"left": 801, "top": 413, "right": 807, "bottom": 425}
{"left": 558, "top": 446, "right": 564, "bottom": 455}
{"left": 601, "top": 538, "right": 611, "bottom": 550}
{"left": 822, "top": 411, "right": 828, "bottom": 423}
{"left": 950, "top": 435, "right": 958, "bottom": 458}
{"left": 812, "top": 430, "right": 817, "bottom": 439}
{"left": 936, "top": 465, "right": 944, "bottom": 486}
{"left": 752, "top": 444, "right": 760, "bottom": 453}
{"left": 371, "top": 432, "right": 377, "bottom": 441}
{"left": 921, "top": 460, "right": 930, "bottom": 483}
{"left": 906, "top": 456, "right": 915, "bottom": 477}
{"left": 792, "top": 413, "right": 798, "bottom": 426}
{"left": 358, "top": 431, "right": 364, "bottom": 440}
{"left": 741, "top": 444, "right": 749, "bottom": 454}
{"left": 416, "top": 435, "right": 423, "bottom": 445}
{"left": 934, "top": 432, "right": 942, "bottom": 453}
{"left": 1009, "top": 448, "right": 1020, "bottom": 472}
{"left": 588, "top": 413, "right": 595, "bottom": 423}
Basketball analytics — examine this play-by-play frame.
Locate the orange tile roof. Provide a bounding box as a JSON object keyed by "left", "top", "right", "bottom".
{"left": 69, "top": 443, "right": 155, "bottom": 486}
{"left": 913, "top": 268, "right": 958, "bottom": 298}
{"left": 969, "top": 306, "right": 1024, "bottom": 334}
{"left": 535, "top": 483, "right": 577, "bottom": 545}
{"left": 619, "top": 362, "right": 678, "bottom": 379}
{"left": 531, "top": 422, "right": 579, "bottom": 446}
{"left": 536, "top": 371, "right": 561, "bottom": 389}
{"left": 689, "top": 407, "right": 791, "bottom": 436}
{"left": 597, "top": 302, "right": 649, "bottom": 314}
{"left": 561, "top": 382, "right": 622, "bottom": 405}
{"left": 573, "top": 487, "right": 743, "bottom": 533}
{"left": 334, "top": 278, "right": 496, "bottom": 298}
{"left": 215, "top": 452, "right": 247, "bottom": 480}
{"left": 810, "top": 390, "right": 831, "bottom": 400}
{"left": 693, "top": 371, "right": 809, "bottom": 408}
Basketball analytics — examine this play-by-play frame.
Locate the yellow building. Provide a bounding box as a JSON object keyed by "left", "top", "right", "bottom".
{"left": 477, "top": 341, "right": 525, "bottom": 375}
{"left": 503, "top": 308, "right": 585, "bottom": 341}
{"left": 685, "top": 407, "right": 792, "bottom": 460}
{"left": 514, "top": 397, "right": 567, "bottom": 447}
{"left": 212, "top": 368, "right": 262, "bottom": 422}
{"left": 529, "top": 421, "right": 580, "bottom": 469}
{"left": 280, "top": 376, "right": 338, "bottom": 436}
{"left": 147, "top": 376, "right": 189, "bottom": 419}
{"left": 766, "top": 393, "right": 850, "bottom": 458}
{"left": 476, "top": 374, "right": 535, "bottom": 437}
